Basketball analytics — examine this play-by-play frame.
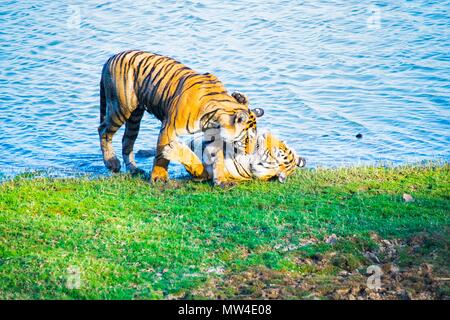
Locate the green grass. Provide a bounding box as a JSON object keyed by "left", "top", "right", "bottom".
{"left": 0, "top": 164, "right": 449, "bottom": 299}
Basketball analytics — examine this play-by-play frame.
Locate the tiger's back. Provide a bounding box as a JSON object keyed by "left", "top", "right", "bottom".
{"left": 101, "top": 50, "right": 224, "bottom": 123}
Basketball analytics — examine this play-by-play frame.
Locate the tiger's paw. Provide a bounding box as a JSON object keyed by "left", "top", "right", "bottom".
{"left": 104, "top": 156, "right": 121, "bottom": 173}
{"left": 150, "top": 167, "right": 169, "bottom": 183}
{"left": 231, "top": 91, "right": 249, "bottom": 105}
{"left": 126, "top": 164, "right": 146, "bottom": 176}
{"left": 151, "top": 175, "right": 169, "bottom": 183}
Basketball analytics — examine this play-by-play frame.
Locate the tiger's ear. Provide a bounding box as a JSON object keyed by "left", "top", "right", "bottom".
{"left": 278, "top": 172, "right": 287, "bottom": 183}
{"left": 231, "top": 91, "right": 248, "bottom": 105}
{"left": 297, "top": 157, "right": 306, "bottom": 167}
{"left": 252, "top": 108, "right": 264, "bottom": 117}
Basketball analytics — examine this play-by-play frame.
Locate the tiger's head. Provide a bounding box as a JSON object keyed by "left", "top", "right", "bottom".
{"left": 250, "top": 132, "right": 306, "bottom": 182}
{"left": 218, "top": 107, "right": 265, "bottom": 154}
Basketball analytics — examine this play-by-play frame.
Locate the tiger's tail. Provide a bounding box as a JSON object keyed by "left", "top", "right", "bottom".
{"left": 99, "top": 77, "right": 106, "bottom": 124}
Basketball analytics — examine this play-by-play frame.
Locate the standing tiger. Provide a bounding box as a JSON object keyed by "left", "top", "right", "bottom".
{"left": 162, "top": 132, "right": 306, "bottom": 183}
{"left": 99, "top": 50, "right": 263, "bottom": 185}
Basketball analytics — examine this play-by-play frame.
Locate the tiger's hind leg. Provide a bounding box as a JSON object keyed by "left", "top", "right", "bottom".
{"left": 98, "top": 100, "right": 125, "bottom": 173}
{"left": 98, "top": 122, "right": 122, "bottom": 172}
{"left": 122, "top": 107, "right": 145, "bottom": 175}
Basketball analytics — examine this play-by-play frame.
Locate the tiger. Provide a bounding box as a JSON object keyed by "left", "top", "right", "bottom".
{"left": 98, "top": 50, "right": 264, "bottom": 185}
{"left": 161, "top": 131, "right": 306, "bottom": 183}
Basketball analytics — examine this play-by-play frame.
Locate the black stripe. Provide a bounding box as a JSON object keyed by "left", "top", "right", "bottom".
{"left": 185, "top": 113, "right": 193, "bottom": 134}
{"left": 142, "top": 56, "right": 166, "bottom": 77}
{"left": 164, "top": 71, "right": 192, "bottom": 116}
{"left": 200, "top": 110, "right": 219, "bottom": 129}
{"left": 159, "top": 66, "right": 190, "bottom": 111}
{"left": 140, "top": 58, "right": 167, "bottom": 113}
{"left": 110, "top": 51, "right": 127, "bottom": 72}
{"left": 108, "top": 117, "right": 123, "bottom": 129}
{"left": 115, "top": 107, "right": 127, "bottom": 123}
{"left": 208, "top": 98, "right": 242, "bottom": 104}
{"left": 233, "top": 158, "right": 251, "bottom": 178}
{"left": 150, "top": 60, "right": 180, "bottom": 108}
{"left": 165, "top": 73, "right": 197, "bottom": 128}
{"left": 177, "top": 76, "right": 219, "bottom": 98}
{"left": 139, "top": 57, "right": 167, "bottom": 102}
{"left": 116, "top": 51, "right": 129, "bottom": 74}
{"left": 200, "top": 91, "right": 227, "bottom": 100}
{"left": 136, "top": 54, "right": 154, "bottom": 77}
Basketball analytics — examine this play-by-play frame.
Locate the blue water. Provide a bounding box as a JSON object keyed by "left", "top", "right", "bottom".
{"left": 0, "top": 0, "right": 449, "bottom": 178}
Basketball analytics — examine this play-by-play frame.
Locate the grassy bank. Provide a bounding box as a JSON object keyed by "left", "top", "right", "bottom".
{"left": 0, "top": 164, "right": 449, "bottom": 299}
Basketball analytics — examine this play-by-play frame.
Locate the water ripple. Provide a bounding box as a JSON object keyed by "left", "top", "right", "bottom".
{"left": 0, "top": 0, "right": 449, "bottom": 177}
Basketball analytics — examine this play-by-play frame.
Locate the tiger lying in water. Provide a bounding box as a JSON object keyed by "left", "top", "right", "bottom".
{"left": 99, "top": 50, "right": 263, "bottom": 186}
{"left": 162, "top": 131, "right": 306, "bottom": 183}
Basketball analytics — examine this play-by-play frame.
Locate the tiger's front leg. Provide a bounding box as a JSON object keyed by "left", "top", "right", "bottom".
{"left": 151, "top": 123, "right": 174, "bottom": 182}
{"left": 161, "top": 141, "right": 210, "bottom": 180}
{"left": 163, "top": 141, "right": 233, "bottom": 187}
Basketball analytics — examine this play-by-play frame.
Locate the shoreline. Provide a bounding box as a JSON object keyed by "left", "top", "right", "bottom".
{"left": 0, "top": 159, "right": 448, "bottom": 182}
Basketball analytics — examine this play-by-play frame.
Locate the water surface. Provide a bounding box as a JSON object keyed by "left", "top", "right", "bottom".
{"left": 0, "top": 0, "right": 449, "bottom": 178}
